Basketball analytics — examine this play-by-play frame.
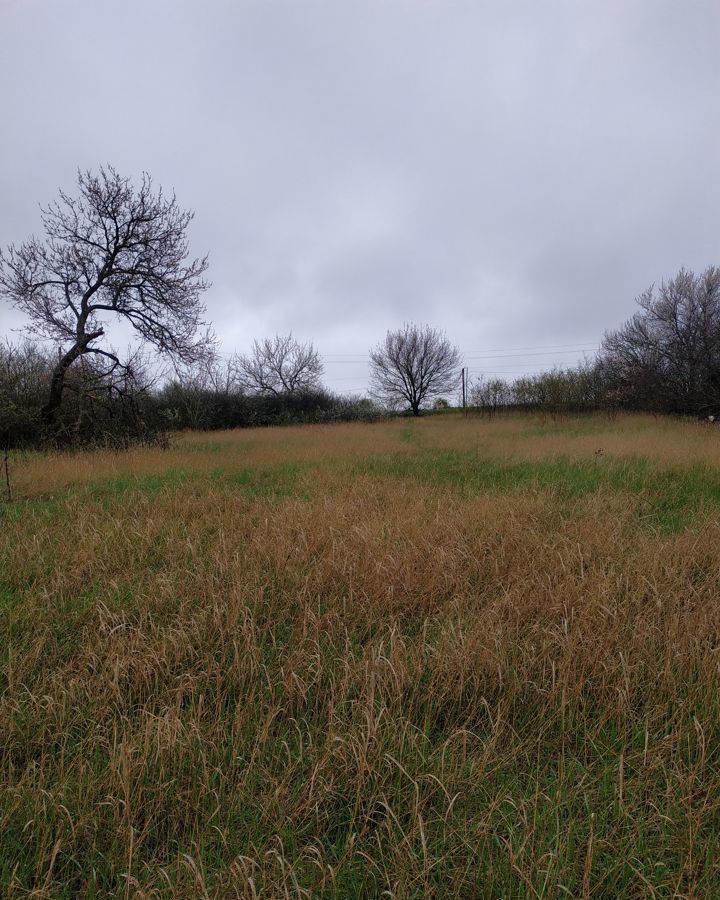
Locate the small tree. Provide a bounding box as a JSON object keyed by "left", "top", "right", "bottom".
{"left": 0, "top": 166, "right": 213, "bottom": 432}
{"left": 369, "top": 323, "right": 460, "bottom": 416}
{"left": 470, "top": 376, "right": 511, "bottom": 417}
{"left": 235, "top": 333, "right": 324, "bottom": 396}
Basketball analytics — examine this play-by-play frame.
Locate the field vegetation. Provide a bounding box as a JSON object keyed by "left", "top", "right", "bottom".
{"left": 2, "top": 412, "right": 720, "bottom": 897}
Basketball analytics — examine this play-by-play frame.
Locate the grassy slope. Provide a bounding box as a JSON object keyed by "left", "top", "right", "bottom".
{"left": 1, "top": 413, "right": 720, "bottom": 897}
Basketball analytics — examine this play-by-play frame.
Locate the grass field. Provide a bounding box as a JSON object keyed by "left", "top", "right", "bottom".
{"left": 2, "top": 412, "right": 720, "bottom": 898}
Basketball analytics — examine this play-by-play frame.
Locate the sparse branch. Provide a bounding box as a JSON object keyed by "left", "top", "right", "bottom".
{"left": 235, "top": 333, "right": 324, "bottom": 396}
{"left": 369, "top": 323, "right": 460, "bottom": 415}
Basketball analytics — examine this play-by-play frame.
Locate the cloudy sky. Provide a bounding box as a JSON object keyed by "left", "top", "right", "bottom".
{"left": 1, "top": 0, "right": 718, "bottom": 393}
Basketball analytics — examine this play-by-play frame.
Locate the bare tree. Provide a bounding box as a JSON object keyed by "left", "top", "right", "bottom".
{"left": 163, "top": 357, "right": 241, "bottom": 430}
{"left": 369, "top": 323, "right": 460, "bottom": 416}
{"left": 0, "top": 166, "right": 213, "bottom": 430}
{"left": 235, "top": 333, "right": 324, "bottom": 395}
{"left": 469, "top": 375, "right": 511, "bottom": 417}
{"left": 600, "top": 266, "right": 720, "bottom": 414}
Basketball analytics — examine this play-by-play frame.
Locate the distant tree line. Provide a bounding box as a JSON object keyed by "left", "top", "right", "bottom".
{"left": 470, "top": 361, "right": 608, "bottom": 417}
{"left": 469, "top": 267, "right": 720, "bottom": 419}
{"left": 0, "top": 339, "right": 383, "bottom": 450}
{"left": 1, "top": 166, "right": 719, "bottom": 449}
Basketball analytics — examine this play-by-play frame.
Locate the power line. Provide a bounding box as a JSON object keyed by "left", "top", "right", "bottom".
{"left": 461, "top": 349, "right": 597, "bottom": 360}
{"left": 214, "top": 341, "right": 600, "bottom": 366}
{"left": 458, "top": 341, "right": 598, "bottom": 353}
{"left": 329, "top": 369, "right": 556, "bottom": 381}
{"left": 321, "top": 349, "right": 597, "bottom": 364}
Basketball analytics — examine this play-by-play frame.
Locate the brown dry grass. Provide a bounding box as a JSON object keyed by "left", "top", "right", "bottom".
{"left": 2, "top": 412, "right": 720, "bottom": 897}
{"left": 13, "top": 412, "right": 720, "bottom": 500}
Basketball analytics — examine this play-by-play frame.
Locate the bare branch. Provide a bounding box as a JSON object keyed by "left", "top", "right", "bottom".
{"left": 600, "top": 266, "right": 720, "bottom": 414}
{"left": 235, "top": 333, "right": 324, "bottom": 396}
{"left": 0, "top": 166, "right": 215, "bottom": 428}
{"left": 369, "top": 323, "right": 460, "bottom": 416}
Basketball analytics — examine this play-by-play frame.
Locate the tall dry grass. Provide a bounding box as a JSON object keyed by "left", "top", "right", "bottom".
{"left": 12, "top": 412, "right": 720, "bottom": 500}
{"left": 2, "top": 413, "right": 720, "bottom": 896}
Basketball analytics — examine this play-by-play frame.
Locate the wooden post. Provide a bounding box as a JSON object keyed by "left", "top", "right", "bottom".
{"left": 3, "top": 441, "right": 11, "bottom": 503}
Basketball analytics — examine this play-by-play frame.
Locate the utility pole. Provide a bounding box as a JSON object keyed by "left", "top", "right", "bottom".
{"left": 462, "top": 367, "right": 466, "bottom": 416}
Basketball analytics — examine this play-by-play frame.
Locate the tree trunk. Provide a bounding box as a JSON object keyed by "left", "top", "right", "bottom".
{"left": 42, "top": 346, "right": 80, "bottom": 428}
{"left": 41, "top": 331, "right": 103, "bottom": 430}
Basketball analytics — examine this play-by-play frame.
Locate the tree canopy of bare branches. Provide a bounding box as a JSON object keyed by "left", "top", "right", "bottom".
{"left": 369, "top": 323, "right": 460, "bottom": 416}
{"left": 235, "top": 333, "right": 324, "bottom": 396}
{"left": 0, "top": 166, "right": 213, "bottom": 429}
{"left": 469, "top": 375, "right": 511, "bottom": 416}
{"left": 600, "top": 266, "right": 720, "bottom": 414}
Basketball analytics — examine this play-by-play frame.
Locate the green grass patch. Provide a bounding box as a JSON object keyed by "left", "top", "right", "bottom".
{"left": 84, "top": 461, "right": 308, "bottom": 504}
{"left": 227, "top": 462, "right": 307, "bottom": 499}
{"left": 87, "top": 468, "right": 191, "bottom": 499}
{"left": 352, "top": 449, "right": 720, "bottom": 532}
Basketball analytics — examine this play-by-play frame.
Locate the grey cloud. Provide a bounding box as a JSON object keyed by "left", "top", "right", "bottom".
{"left": 1, "top": 0, "right": 718, "bottom": 393}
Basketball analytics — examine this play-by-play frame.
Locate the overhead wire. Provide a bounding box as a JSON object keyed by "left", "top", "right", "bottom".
{"left": 214, "top": 340, "right": 600, "bottom": 390}
{"left": 216, "top": 341, "right": 599, "bottom": 360}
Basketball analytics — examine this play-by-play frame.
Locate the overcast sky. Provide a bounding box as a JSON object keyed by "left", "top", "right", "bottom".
{"left": 1, "top": 0, "right": 718, "bottom": 393}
